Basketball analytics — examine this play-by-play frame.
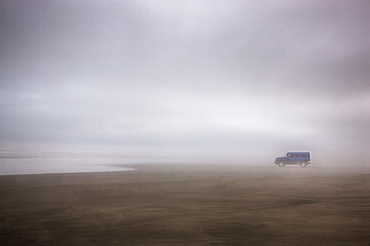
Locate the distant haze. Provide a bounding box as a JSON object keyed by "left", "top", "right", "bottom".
{"left": 1, "top": 0, "right": 369, "bottom": 166}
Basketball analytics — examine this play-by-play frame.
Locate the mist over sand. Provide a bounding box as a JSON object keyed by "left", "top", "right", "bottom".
{"left": 0, "top": 144, "right": 368, "bottom": 245}
{"left": 0, "top": 142, "right": 369, "bottom": 176}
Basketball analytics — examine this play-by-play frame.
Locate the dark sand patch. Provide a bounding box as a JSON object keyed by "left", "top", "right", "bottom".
{"left": 0, "top": 164, "right": 369, "bottom": 245}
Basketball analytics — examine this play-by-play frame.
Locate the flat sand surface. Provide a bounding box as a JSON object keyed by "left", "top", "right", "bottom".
{"left": 0, "top": 164, "right": 369, "bottom": 245}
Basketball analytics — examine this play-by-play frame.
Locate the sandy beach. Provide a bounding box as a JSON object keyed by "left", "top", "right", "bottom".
{"left": 0, "top": 164, "right": 369, "bottom": 246}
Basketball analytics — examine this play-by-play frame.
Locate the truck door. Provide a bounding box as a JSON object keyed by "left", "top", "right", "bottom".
{"left": 287, "top": 153, "right": 294, "bottom": 163}
{"left": 293, "top": 154, "right": 300, "bottom": 163}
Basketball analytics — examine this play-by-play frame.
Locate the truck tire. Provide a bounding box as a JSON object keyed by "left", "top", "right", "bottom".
{"left": 278, "top": 162, "right": 285, "bottom": 167}
{"left": 300, "top": 161, "right": 307, "bottom": 167}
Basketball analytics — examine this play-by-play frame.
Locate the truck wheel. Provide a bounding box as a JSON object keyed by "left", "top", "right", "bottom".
{"left": 300, "top": 161, "right": 307, "bottom": 167}
{"left": 278, "top": 162, "right": 285, "bottom": 167}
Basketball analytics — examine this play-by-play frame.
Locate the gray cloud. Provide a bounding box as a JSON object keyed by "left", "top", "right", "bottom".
{"left": 1, "top": 0, "right": 369, "bottom": 165}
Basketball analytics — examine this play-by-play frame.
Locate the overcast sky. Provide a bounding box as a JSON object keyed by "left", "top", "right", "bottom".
{"left": 1, "top": 0, "right": 369, "bottom": 165}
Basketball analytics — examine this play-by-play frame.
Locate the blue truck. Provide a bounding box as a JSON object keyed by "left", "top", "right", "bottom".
{"left": 274, "top": 152, "right": 310, "bottom": 167}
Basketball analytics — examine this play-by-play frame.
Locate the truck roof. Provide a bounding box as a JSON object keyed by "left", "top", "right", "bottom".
{"left": 287, "top": 152, "right": 310, "bottom": 154}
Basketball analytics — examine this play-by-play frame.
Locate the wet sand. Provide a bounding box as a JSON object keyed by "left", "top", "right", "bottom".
{"left": 0, "top": 164, "right": 369, "bottom": 245}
